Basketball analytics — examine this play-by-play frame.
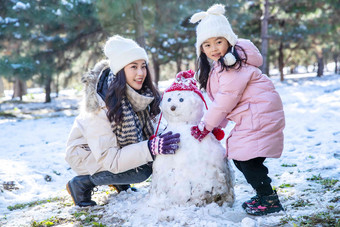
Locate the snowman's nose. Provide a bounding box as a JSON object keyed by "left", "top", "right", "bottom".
{"left": 170, "top": 105, "right": 176, "bottom": 111}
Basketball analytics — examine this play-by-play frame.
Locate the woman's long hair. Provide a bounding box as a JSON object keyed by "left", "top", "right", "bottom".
{"left": 105, "top": 66, "right": 161, "bottom": 124}
{"left": 197, "top": 44, "right": 248, "bottom": 90}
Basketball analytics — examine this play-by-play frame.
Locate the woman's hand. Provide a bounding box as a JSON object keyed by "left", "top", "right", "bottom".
{"left": 148, "top": 131, "right": 180, "bottom": 155}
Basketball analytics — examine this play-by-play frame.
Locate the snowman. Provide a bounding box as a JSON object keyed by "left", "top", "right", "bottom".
{"left": 149, "top": 70, "right": 235, "bottom": 207}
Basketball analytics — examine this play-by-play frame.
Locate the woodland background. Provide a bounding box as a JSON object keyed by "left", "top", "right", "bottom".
{"left": 0, "top": 0, "right": 339, "bottom": 102}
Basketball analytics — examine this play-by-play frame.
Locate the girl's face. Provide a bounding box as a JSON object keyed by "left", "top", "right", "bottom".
{"left": 124, "top": 59, "right": 147, "bottom": 90}
{"left": 201, "top": 37, "right": 230, "bottom": 62}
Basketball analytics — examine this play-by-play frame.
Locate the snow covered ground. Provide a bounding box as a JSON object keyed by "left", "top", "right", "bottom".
{"left": 0, "top": 73, "right": 339, "bottom": 226}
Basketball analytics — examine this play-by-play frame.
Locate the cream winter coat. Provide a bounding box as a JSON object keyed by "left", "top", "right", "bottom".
{"left": 203, "top": 39, "right": 285, "bottom": 161}
{"left": 65, "top": 61, "right": 153, "bottom": 176}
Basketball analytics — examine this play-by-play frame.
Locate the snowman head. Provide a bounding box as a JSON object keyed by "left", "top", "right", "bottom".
{"left": 161, "top": 70, "right": 207, "bottom": 124}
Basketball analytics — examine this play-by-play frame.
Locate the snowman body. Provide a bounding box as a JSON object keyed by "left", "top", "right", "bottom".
{"left": 150, "top": 90, "right": 235, "bottom": 207}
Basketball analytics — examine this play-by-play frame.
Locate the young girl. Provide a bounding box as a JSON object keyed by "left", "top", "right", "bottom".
{"left": 65, "top": 35, "right": 180, "bottom": 207}
{"left": 190, "top": 4, "right": 285, "bottom": 216}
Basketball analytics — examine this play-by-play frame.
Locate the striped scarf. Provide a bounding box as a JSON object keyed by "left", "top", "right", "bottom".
{"left": 108, "top": 73, "right": 155, "bottom": 147}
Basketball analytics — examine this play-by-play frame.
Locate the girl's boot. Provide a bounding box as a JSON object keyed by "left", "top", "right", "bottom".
{"left": 242, "top": 183, "right": 273, "bottom": 209}
{"left": 245, "top": 191, "right": 284, "bottom": 215}
{"left": 242, "top": 194, "right": 260, "bottom": 209}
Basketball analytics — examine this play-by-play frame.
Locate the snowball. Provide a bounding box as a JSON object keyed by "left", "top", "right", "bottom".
{"left": 241, "top": 217, "right": 256, "bottom": 227}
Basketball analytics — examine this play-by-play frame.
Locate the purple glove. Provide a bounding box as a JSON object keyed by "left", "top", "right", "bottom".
{"left": 148, "top": 131, "right": 180, "bottom": 155}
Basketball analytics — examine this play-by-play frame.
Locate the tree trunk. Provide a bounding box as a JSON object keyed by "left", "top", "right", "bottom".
{"left": 176, "top": 56, "right": 182, "bottom": 73}
{"left": 333, "top": 53, "right": 338, "bottom": 74}
{"left": 260, "top": 0, "right": 270, "bottom": 76}
{"left": 278, "top": 41, "right": 284, "bottom": 81}
{"left": 0, "top": 77, "right": 4, "bottom": 97}
{"left": 316, "top": 51, "right": 324, "bottom": 77}
{"left": 12, "top": 78, "right": 27, "bottom": 100}
{"left": 55, "top": 73, "right": 59, "bottom": 98}
{"left": 132, "top": 0, "right": 146, "bottom": 48}
{"left": 45, "top": 74, "right": 52, "bottom": 103}
{"left": 152, "top": 54, "right": 160, "bottom": 86}
{"left": 149, "top": 0, "right": 161, "bottom": 86}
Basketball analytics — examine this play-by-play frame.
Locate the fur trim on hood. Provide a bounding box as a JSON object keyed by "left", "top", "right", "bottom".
{"left": 81, "top": 60, "right": 110, "bottom": 113}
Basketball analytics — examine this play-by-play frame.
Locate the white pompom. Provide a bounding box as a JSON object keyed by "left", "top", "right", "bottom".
{"left": 190, "top": 12, "right": 208, "bottom": 23}
{"left": 224, "top": 53, "right": 236, "bottom": 66}
{"left": 207, "top": 4, "right": 225, "bottom": 15}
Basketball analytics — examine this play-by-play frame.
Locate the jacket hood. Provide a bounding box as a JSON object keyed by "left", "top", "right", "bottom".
{"left": 81, "top": 60, "right": 110, "bottom": 113}
{"left": 236, "top": 39, "right": 263, "bottom": 67}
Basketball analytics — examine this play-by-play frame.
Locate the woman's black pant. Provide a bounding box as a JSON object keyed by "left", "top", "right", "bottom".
{"left": 233, "top": 157, "right": 273, "bottom": 196}
{"left": 89, "top": 163, "right": 152, "bottom": 186}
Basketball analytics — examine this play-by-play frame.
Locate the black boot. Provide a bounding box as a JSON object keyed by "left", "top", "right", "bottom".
{"left": 66, "top": 175, "right": 97, "bottom": 207}
{"left": 245, "top": 191, "right": 284, "bottom": 216}
{"left": 242, "top": 194, "right": 260, "bottom": 210}
{"left": 243, "top": 183, "right": 273, "bottom": 210}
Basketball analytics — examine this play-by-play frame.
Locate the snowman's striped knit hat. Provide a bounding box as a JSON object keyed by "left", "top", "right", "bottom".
{"left": 164, "top": 69, "right": 208, "bottom": 109}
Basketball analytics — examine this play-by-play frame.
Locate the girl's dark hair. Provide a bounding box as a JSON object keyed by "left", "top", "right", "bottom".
{"left": 105, "top": 66, "right": 161, "bottom": 124}
{"left": 197, "top": 44, "right": 248, "bottom": 90}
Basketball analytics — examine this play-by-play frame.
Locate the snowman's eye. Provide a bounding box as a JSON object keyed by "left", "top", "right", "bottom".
{"left": 179, "top": 98, "right": 184, "bottom": 102}
{"left": 168, "top": 98, "right": 171, "bottom": 102}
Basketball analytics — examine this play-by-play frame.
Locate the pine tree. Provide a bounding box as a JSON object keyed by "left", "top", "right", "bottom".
{"left": 268, "top": 0, "right": 340, "bottom": 80}
{"left": 0, "top": 0, "right": 104, "bottom": 102}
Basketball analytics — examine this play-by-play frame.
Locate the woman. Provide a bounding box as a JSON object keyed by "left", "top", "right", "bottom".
{"left": 65, "top": 35, "right": 180, "bottom": 207}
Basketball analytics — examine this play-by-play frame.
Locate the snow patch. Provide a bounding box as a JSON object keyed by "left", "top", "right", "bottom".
{"left": 12, "top": 2, "right": 30, "bottom": 10}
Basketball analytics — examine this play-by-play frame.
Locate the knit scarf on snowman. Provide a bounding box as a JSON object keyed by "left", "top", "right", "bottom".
{"left": 108, "top": 71, "right": 155, "bottom": 148}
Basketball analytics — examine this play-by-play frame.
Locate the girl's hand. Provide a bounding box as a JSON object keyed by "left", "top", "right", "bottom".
{"left": 191, "top": 122, "right": 225, "bottom": 142}
{"left": 191, "top": 124, "right": 210, "bottom": 142}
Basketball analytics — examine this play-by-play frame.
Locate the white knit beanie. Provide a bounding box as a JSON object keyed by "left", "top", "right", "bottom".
{"left": 190, "top": 4, "right": 238, "bottom": 57}
{"left": 103, "top": 35, "right": 149, "bottom": 74}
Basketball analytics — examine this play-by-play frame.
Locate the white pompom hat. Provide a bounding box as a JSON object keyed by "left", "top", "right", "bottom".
{"left": 103, "top": 35, "right": 148, "bottom": 74}
{"left": 190, "top": 4, "right": 238, "bottom": 58}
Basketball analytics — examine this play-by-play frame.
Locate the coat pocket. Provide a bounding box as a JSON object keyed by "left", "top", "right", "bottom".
{"left": 65, "top": 145, "right": 92, "bottom": 175}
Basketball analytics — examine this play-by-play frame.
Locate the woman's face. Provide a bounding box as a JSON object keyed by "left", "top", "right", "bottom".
{"left": 201, "top": 37, "right": 230, "bottom": 62}
{"left": 124, "top": 59, "right": 147, "bottom": 90}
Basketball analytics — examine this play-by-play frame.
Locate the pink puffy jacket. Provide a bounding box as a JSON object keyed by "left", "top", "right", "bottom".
{"left": 203, "top": 39, "right": 285, "bottom": 161}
